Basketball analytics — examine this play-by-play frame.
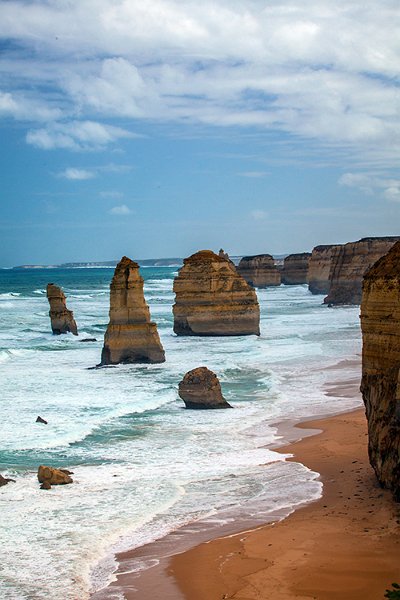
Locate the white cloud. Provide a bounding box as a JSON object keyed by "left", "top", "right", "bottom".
{"left": 339, "top": 172, "right": 400, "bottom": 203}
{"left": 26, "top": 120, "right": 134, "bottom": 151}
{"left": 238, "top": 171, "right": 269, "bottom": 178}
{"left": 60, "top": 168, "right": 96, "bottom": 180}
{"left": 250, "top": 209, "right": 268, "bottom": 220}
{"left": 109, "top": 204, "right": 132, "bottom": 215}
{"left": 0, "top": 1, "right": 399, "bottom": 162}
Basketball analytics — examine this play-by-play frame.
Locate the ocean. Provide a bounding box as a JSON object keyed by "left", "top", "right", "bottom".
{"left": 0, "top": 267, "right": 362, "bottom": 600}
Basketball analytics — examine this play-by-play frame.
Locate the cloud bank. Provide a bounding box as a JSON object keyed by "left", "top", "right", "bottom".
{"left": 0, "top": 0, "right": 399, "bottom": 162}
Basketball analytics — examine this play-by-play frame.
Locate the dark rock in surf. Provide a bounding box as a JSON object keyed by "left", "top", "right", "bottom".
{"left": 178, "top": 367, "right": 232, "bottom": 409}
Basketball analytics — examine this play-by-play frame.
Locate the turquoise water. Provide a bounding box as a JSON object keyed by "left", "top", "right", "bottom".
{"left": 0, "top": 267, "right": 362, "bottom": 599}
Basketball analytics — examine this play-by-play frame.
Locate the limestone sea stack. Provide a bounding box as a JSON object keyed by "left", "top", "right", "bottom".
{"left": 46, "top": 284, "right": 78, "bottom": 335}
{"left": 308, "top": 244, "right": 341, "bottom": 295}
{"left": 281, "top": 252, "right": 311, "bottom": 285}
{"left": 360, "top": 241, "right": 400, "bottom": 501}
{"left": 237, "top": 254, "right": 281, "bottom": 287}
{"left": 178, "top": 367, "right": 232, "bottom": 409}
{"left": 173, "top": 250, "right": 260, "bottom": 336}
{"left": 100, "top": 256, "right": 165, "bottom": 364}
{"left": 324, "top": 237, "right": 400, "bottom": 305}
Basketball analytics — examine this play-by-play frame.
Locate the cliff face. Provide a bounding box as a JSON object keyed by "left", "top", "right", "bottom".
{"left": 308, "top": 245, "right": 340, "bottom": 295}
{"left": 46, "top": 284, "right": 78, "bottom": 335}
{"left": 360, "top": 241, "right": 400, "bottom": 501}
{"left": 173, "top": 250, "right": 260, "bottom": 336}
{"left": 236, "top": 254, "right": 281, "bottom": 288}
{"left": 324, "top": 237, "right": 400, "bottom": 305}
{"left": 101, "top": 256, "right": 165, "bottom": 364}
{"left": 281, "top": 253, "right": 311, "bottom": 285}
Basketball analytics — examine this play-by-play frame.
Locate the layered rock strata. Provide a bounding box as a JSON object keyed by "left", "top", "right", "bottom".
{"left": 178, "top": 367, "right": 232, "bottom": 409}
{"left": 308, "top": 245, "right": 341, "bottom": 295}
{"left": 281, "top": 252, "right": 311, "bottom": 285}
{"left": 324, "top": 237, "right": 400, "bottom": 305}
{"left": 46, "top": 284, "right": 78, "bottom": 335}
{"left": 173, "top": 250, "right": 260, "bottom": 336}
{"left": 101, "top": 256, "right": 165, "bottom": 364}
{"left": 360, "top": 241, "right": 400, "bottom": 501}
{"left": 236, "top": 254, "right": 281, "bottom": 287}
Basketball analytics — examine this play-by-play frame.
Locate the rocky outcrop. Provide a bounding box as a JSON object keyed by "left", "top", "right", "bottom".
{"left": 324, "top": 237, "right": 400, "bottom": 305}
{"left": 173, "top": 250, "right": 260, "bottom": 336}
{"left": 0, "top": 474, "right": 15, "bottom": 487}
{"left": 236, "top": 254, "right": 281, "bottom": 288}
{"left": 178, "top": 367, "right": 232, "bottom": 409}
{"left": 37, "top": 465, "right": 73, "bottom": 486}
{"left": 101, "top": 256, "right": 165, "bottom": 365}
{"left": 308, "top": 245, "right": 341, "bottom": 295}
{"left": 281, "top": 253, "right": 311, "bottom": 285}
{"left": 46, "top": 284, "right": 78, "bottom": 335}
{"left": 360, "top": 241, "right": 400, "bottom": 501}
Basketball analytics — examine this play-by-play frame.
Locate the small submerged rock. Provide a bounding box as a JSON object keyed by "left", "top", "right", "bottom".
{"left": 80, "top": 338, "right": 97, "bottom": 342}
{"left": 178, "top": 367, "right": 232, "bottom": 409}
{"left": 0, "top": 474, "right": 16, "bottom": 487}
{"left": 36, "top": 416, "right": 48, "bottom": 425}
{"left": 38, "top": 465, "right": 73, "bottom": 486}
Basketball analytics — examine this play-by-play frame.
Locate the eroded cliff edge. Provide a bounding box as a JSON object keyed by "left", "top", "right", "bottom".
{"left": 308, "top": 245, "right": 341, "bottom": 295}
{"left": 360, "top": 241, "right": 400, "bottom": 501}
{"left": 101, "top": 256, "right": 165, "bottom": 364}
{"left": 237, "top": 254, "right": 281, "bottom": 288}
{"left": 281, "top": 252, "right": 311, "bottom": 285}
{"left": 173, "top": 250, "right": 260, "bottom": 336}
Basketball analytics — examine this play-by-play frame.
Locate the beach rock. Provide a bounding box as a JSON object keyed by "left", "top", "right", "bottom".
{"left": 173, "top": 250, "right": 260, "bottom": 336}
{"left": 308, "top": 244, "right": 341, "bottom": 295}
{"left": 46, "top": 283, "right": 78, "bottom": 335}
{"left": 101, "top": 256, "right": 165, "bottom": 364}
{"left": 360, "top": 241, "right": 400, "bottom": 501}
{"left": 40, "top": 481, "right": 52, "bottom": 490}
{"left": 178, "top": 367, "right": 232, "bottom": 409}
{"left": 281, "top": 252, "right": 311, "bottom": 285}
{"left": 36, "top": 416, "right": 48, "bottom": 425}
{"left": 324, "top": 237, "right": 400, "bottom": 305}
{"left": 37, "top": 465, "right": 73, "bottom": 485}
{"left": 236, "top": 254, "right": 281, "bottom": 288}
{"left": 0, "top": 474, "right": 16, "bottom": 487}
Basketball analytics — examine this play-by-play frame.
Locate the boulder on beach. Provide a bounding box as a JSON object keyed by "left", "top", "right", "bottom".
{"left": 101, "top": 256, "right": 165, "bottom": 365}
{"left": 37, "top": 465, "right": 73, "bottom": 485}
{"left": 178, "top": 366, "right": 232, "bottom": 409}
{"left": 46, "top": 283, "right": 78, "bottom": 335}
{"left": 173, "top": 250, "right": 260, "bottom": 336}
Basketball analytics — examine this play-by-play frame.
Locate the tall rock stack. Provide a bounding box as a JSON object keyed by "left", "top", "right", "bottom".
{"left": 46, "top": 284, "right": 78, "bottom": 335}
{"left": 236, "top": 254, "right": 281, "bottom": 288}
{"left": 173, "top": 250, "right": 260, "bottom": 336}
{"left": 360, "top": 241, "right": 400, "bottom": 501}
{"left": 324, "top": 237, "right": 400, "bottom": 305}
{"left": 101, "top": 256, "right": 165, "bottom": 364}
{"left": 308, "top": 245, "right": 341, "bottom": 295}
{"left": 281, "top": 253, "right": 311, "bottom": 285}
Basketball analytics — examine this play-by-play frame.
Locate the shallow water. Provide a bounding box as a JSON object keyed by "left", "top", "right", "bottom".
{"left": 0, "top": 268, "right": 361, "bottom": 600}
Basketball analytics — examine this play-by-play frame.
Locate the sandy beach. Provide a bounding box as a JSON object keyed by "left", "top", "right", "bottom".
{"left": 171, "top": 408, "right": 400, "bottom": 600}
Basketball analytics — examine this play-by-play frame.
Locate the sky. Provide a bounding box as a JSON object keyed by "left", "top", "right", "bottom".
{"left": 0, "top": 0, "right": 399, "bottom": 267}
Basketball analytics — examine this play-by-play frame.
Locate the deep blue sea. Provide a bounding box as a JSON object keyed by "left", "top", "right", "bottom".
{"left": 0, "top": 267, "right": 362, "bottom": 599}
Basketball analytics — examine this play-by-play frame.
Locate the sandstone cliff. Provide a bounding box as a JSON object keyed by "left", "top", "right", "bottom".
{"left": 360, "top": 241, "right": 400, "bottom": 501}
{"left": 173, "top": 250, "right": 260, "bottom": 336}
{"left": 308, "top": 245, "right": 341, "bottom": 295}
{"left": 178, "top": 366, "right": 232, "bottom": 409}
{"left": 46, "top": 283, "right": 78, "bottom": 335}
{"left": 236, "top": 254, "right": 281, "bottom": 288}
{"left": 324, "top": 237, "right": 400, "bottom": 305}
{"left": 101, "top": 256, "right": 165, "bottom": 364}
{"left": 281, "top": 252, "right": 311, "bottom": 285}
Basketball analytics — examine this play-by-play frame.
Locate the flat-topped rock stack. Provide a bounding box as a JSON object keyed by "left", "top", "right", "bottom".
{"left": 236, "top": 254, "right": 281, "bottom": 288}
{"left": 281, "top": 252, "right": 311, "bottom": 285}
{"left": 360, "top": 241, "right": 400, "bottom": 501}
{"left": 46, "top": 283, "right": 78, "bottom": 335}
{"left": 178, "top": 367, "right": 232, "bottom": 409}
{"left": 324, "top": 237, "right": 400, "bottom": 305}
{"left": 173, "top": 250, "right": 260, "bottom": 336}
{"left": 101, "top": 256, "right": 165, "bottom": 364}
{"left": 308, "top": 245, "right": 341, "bottom": 295}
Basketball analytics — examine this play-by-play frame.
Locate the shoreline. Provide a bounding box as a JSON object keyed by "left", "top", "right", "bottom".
{"left": 90, "top": 359, "right": 378, "bottom": 600}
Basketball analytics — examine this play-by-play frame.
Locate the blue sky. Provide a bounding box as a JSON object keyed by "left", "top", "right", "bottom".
{"left": 0, "top": 0, "right": 399, "bottom": 267}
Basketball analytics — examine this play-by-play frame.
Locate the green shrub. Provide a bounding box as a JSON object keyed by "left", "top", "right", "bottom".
{"left": 385, "top": 583, "right": 400, "bottom": 599}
